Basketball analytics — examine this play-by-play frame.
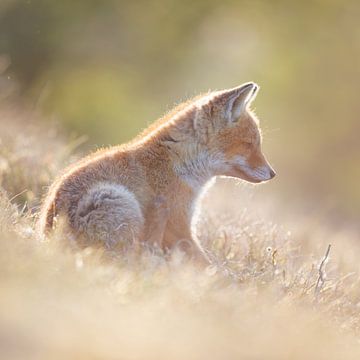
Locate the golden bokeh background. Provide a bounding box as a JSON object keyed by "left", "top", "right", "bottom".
{"left": 0, "top": 0, "right": 359, "bottom": 224}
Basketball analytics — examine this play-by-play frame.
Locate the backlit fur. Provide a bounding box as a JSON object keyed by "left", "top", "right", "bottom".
{"left": 38, "top": 82, "right": 276, "bottom": 252}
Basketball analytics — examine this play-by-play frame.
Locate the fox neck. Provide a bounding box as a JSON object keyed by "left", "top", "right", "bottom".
{"left": 173, "top": 148, "right": 228, "bottom": 192}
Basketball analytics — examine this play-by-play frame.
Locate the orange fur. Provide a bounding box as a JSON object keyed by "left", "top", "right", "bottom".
{"left": 38, "top": 82, "right": 275, "bottom": 253}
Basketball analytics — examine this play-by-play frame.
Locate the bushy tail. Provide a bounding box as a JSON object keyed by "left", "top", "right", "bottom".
{"left": 37, "top": 199, "right": 57, "bottom": 238}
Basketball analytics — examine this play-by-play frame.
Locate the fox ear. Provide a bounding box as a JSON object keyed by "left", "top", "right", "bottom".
{"left": 220, "top": 82, "right": 259, "bottom": 122}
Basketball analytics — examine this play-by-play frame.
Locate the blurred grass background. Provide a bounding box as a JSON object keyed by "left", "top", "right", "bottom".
{"left": 0, "top": 2, "right": 360, "bottom": 357}
{"left": 0, "top": 0, "right": 359, "bottom": 224}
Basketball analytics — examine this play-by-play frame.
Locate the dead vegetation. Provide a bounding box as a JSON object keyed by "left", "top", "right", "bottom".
{"left": 1, "top": 117, "right": 360, "bottom": 359}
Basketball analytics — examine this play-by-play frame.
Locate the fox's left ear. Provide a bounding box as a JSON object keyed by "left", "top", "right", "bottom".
{"left": 220, "top": 82, "right": 259, "bottom": 122}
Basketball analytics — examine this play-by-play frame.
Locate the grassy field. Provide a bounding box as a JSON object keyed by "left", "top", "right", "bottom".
{"left": 1, "top": 1, "right": 360, "bottom": 358}
{"left": 1, "top": 114, "right": 360, "bottom": 359}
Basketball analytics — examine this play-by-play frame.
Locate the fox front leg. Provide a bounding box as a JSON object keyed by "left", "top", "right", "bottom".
{"left": 145, "top": 195, "right": 170, "bottom": 247}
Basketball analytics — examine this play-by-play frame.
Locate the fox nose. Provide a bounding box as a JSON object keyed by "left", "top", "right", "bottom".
{"left": 269, "top": 168, "right": 276, "bottom": 179}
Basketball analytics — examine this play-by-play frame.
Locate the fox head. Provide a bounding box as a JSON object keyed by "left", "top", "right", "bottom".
{"left": 163, "top": 82, "right": 276, "bottom": 186}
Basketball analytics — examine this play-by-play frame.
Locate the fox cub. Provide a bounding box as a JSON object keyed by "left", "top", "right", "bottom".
{"left": 38, "top": 82, "right": 275, "bottom": 251}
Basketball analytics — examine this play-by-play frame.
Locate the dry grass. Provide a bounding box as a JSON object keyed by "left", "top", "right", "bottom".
{"left": 1, "top": 115, "right": 360, "bottom": 359}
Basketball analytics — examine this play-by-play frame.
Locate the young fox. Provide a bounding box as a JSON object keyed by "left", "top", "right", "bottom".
{"left": 38, "top": 82, "right": 275, "bottom": 251}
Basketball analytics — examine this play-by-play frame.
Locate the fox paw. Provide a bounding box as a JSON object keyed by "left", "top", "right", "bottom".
{"left": 153, "top": 195, "right": 170, "bottom": 216}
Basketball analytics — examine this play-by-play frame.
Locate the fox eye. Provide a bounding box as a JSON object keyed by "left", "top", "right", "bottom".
{"left": 243, "top": 141, "right": 252, "bottom": 148}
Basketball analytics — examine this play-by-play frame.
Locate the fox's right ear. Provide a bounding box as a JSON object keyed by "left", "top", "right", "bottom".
{"left": 215, "top": 82, "right": 259, "bottom": 122}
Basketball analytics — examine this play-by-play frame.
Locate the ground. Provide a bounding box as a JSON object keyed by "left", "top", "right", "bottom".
{"left": 1, "top": 113, "right": 360, "bottom": 359}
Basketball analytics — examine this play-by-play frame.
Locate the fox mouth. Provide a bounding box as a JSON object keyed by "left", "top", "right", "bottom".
{"left": 227, "top": 165, "right": 274, "bottom": 183}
